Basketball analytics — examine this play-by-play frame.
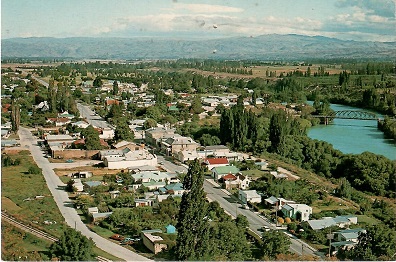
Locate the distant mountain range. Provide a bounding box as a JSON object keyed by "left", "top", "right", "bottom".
{"left": 2, "top": 34, "right": 395, "bottom": 60}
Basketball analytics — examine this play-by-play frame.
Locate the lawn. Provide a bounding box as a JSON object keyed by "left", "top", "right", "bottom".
{"left": 241, "top": 169, "right": 268, "bottom": 179}
{"left": 1, "top": 150, "right": 123, "bottom": 261}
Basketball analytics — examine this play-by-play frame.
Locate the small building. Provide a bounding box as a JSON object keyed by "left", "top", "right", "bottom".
{"left": 281, "top": 203, "right": 312, "bottom": 222}
{"left": 238, "top": 190, "right": 261, "bottom": 204}
{"left": 141, "top": 229, "right": 167, "bottom": 254}
{"left": 134, "top": 198, "right": 153, "bottom": 207}
{"left": 211, "top": 165, "right": 240, "bottom": 181}
{"left": 203, "top": 157, "right": 229, "bottom": 170}
{"left": 92, "top": 212, "right": 113, "bottom": 222}
{"left": 73, "top": 179, "right": 84, "bottom": 192}
{"left": 159, "top": 183, "right": 185, "bottom": 195}
{"left": 71, "top": 171, "right": 93, "bottom": 179}
{"left": 88, "top": 207, "right": 99, "bottom": 214}
{"left": 165, "top": 224, "right": 176, "bottom": 234}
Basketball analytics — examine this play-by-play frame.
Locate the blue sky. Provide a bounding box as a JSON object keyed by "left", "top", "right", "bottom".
{"left": 1, "top": 0, "right": 395, "bottom": 41}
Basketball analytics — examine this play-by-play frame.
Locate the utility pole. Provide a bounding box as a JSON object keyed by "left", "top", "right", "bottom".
{"left": 327, "top": 228, "right": 334, "bottom": 257}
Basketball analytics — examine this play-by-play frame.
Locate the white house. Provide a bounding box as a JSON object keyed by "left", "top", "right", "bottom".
{"left": 103, "top": 148, "right": 157, "bottom": 169}
{"left": 282, "top": 203, "right": 313, "bottom": 222}
{"left": 238, "top": 190, "right": 261, "bottom": 204}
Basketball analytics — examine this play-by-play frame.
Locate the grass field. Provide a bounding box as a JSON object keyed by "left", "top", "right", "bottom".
{"left": 1, "top": 150, "right": 122, "bottom": 261}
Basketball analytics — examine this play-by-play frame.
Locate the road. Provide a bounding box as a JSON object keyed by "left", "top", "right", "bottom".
{"left": 18, "top": 127, "right": 150, "bottom": 261}
{"left": 158, "top": 154, "right": 320, "bottom": 257}
{"left": 18, "top": 68, "right": 49, "bottom": 88}
{"left": 77, "top": 103, "right": 114, "bottom": 129}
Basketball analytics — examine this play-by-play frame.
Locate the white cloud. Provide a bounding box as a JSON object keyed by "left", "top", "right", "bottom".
{"left": 171, "top": 3, "right": 243, "bottom": 13}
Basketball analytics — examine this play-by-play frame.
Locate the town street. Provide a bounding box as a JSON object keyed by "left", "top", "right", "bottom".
{"left": 18, "top": 127, "right": 150, "bottom": 261}
{"left": 77, "top": 102, "right": 114, "bottom": 129}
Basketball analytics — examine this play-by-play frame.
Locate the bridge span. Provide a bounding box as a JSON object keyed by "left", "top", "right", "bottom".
{"left": 312, "top": 110, "right": 382, "bottom": 124}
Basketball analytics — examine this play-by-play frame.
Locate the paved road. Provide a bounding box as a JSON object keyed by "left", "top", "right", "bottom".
{"left": 18, "top": 68, "right": 49, "bottom": 88}
{"left": 18, "top": 127, "right": 150, "bottom": 261}
{"left": 77, "top": 103, "right": 114, "bottom": 129}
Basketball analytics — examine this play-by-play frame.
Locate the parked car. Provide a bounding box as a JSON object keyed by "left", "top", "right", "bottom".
{"left": 110, "top": 234, "right": 125, "bottom": 241}
{"left": 66, "top": 159, "right": 74, "bottom": 163}
{"left": 243, "top": 204, "right": 249, "bottom": 210}
{"left": 261, "top": 226, "right": 270, "bottom": 232}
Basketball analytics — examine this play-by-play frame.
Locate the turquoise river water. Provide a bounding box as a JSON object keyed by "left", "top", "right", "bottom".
{"left": 307, "top": 103, "right": 395, "bottom": 160}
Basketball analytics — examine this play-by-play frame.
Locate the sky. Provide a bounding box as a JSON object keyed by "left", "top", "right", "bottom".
{"left": 1, "top": 0, "right": 395, "bottom": 42}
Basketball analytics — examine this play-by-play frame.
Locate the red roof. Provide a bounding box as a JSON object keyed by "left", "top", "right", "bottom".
{"left": 222, "top": 174, "right": 237, "bottom": 181}
{"left": 205, "top": 158, "right": 229, "bottom": 165}
{"left": 106, "top": 99, "right": 119, "bottom": 106}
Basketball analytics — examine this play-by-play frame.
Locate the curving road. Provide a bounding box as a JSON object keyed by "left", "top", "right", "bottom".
{"left": 18, "top": 127, "right": 150, "bottom": 261}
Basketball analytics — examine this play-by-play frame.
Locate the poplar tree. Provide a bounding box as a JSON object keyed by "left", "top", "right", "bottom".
{"left": 175, "top": 159, "right": 210, "bottom": 260}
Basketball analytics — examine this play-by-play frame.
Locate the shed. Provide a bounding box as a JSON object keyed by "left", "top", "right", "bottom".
{"left": 165, "top": 224, "right": 176, "bottom": 234}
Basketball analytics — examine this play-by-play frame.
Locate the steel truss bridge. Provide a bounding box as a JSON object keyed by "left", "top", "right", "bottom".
{"left": 312, "top": 110, "right": 381, "bottom": 120}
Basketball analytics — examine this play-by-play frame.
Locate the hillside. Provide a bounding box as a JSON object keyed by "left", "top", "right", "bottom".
{"left": 2, "top": 34, "right": 395, "bottom": 60}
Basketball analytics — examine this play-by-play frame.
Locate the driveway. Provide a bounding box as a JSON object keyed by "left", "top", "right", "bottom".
{"left": 18, "top": 127, "right": 150, "bottom": 261}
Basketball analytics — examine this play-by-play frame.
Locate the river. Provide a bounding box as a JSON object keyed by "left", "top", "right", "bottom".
{"left": 307, "top": 103, "right": 396, "bottom": 160}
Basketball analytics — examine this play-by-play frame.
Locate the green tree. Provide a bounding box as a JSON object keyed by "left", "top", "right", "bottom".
{"left": 114, "top": 119, "right": 134, "bottom": 142}
{"left": 260, "top": 230, "right": 291, "bottom": 259}
{"left": 143, "top": 118, "right": 157, "bottom": 130}
{"left": 10, "top": 100, "right": 20, "bottom": 133}
{"left": 93, "top": 76, "right": 103, "bottom": 88}
{"left": 82, "top": 125, "right": 102, "bottom": 150}
{"left": 112, "top": 80, "right": 119, "bottom": 95}
{"left": 175, "top": 159, "right": 210, "bottom": 260}
{"left": 269, "top": 111, "right": 288, "bottom": 154}
{"left": 50, "top": 228, "right": 95, "bottom": 261}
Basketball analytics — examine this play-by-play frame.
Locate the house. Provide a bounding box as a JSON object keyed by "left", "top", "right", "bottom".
{"left": 58, "top": 111, "right": 75, "bottom": 119}
{"left": 71, "top": 171, "right": 93, "bottom": 179}
{"left": 264, "top": 196, "right": 295, "bottom": 210}
{"left": 132, "top": 171, "right": 169, "bottom": 183}
{"left": 134, "top": 198, "right": 153, "bottom": 207}
{"left": 88, "top": 207, "right": 99, "bottom": 214}
{"left": 308, "top": 215, "right": 358, "bottom": 230}
{"left": 113, "top": 140, "right": 144, "bottom": 151}
{"left": 103, "top": 148, "right": 157, "bottom": 169}
{"left": 71, "top": 120, "right": 90, "bottom": 129}
{"left": 109, "top": 190, "right": 120, "bottom": 198}
{"left": 203, "top": 157, "right": 229, "bottom": 170}
{"left": 330, "top": 228, "right": 366, "bottom": 255}
{"left": 211, "top": 165, "right": 240, "bottom": 181}
{"left": 92, "top": 212, "right": 113, "bottom": 222}
{"left": 165, "top": 224, "right": 176, "bottom": 234}
{"left": 335, "top": 228, "right": 366, "bottom": 243}
{"left": 141, "top": 181, "right": 167, "bottom": 191}
{"left": 222, "top": 174, "right": 251, "bottom": 190}
{"left": 238, "top": 190, "right": 261, "bottom": 204}
{"left": 145, "top": 127, "right": 175, "bottom": 146}
{"left": 161, "top": 136, "right": 200, "bottom": 156}
{"left": 46, "top": 117, "right": 72, "bottom": 127}
{"left": 281, "top": 203, "right": 312, "bottom": 222}
{"left": 35, "top": 101, "right": 50, "bottom": 111}
{"left": 141, "top": 229, "right": 167, "bottom": 254}
{"left": 99, "top": 128, "right": 115, "bottom": 140}
{"left": 176, "top": 150, "right": 199, "bottom": 162}
{"left": 159, "top": 183, "right": 185, "bottom": 195}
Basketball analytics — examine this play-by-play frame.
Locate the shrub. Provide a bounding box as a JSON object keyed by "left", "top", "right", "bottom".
{"left": 28, "top": 165, "right": 41, "bottom": 174}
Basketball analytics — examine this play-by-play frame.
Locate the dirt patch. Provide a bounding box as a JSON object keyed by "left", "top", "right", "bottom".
{"left": 1, "top": 197, "right": 22, "bottom": 212}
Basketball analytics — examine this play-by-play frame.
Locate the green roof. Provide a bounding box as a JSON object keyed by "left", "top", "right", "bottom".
{"left": 168, "top": 105, "right": 179, "bottom": 111}
{"left": 212, "top": 165, "right": 240, "bottom": 174}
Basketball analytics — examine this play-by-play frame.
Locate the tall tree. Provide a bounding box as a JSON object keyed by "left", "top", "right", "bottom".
{"left": 50, "top": 228, "right": 95, "bottom": 261}
{"left": 112, "top": 80, "right": 119, "bottom": 95}
{"left": 175, "top": 159, "right": 210, "bottom": 260}
{"left": 114, "top": 119, "right": 134, "bottom": 142}
{"left": 260, "top": 230, "right": 291, "bottom": 259}
{"left": 269, "top": 110, "right": 288, "bottom": 154}
{"left": 10, "top": 100, "right": 20, "bottom": 133}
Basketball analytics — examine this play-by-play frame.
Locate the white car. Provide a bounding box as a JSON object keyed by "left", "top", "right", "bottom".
{"left": 262, "top": 226, "right": 270, "bottom": 232}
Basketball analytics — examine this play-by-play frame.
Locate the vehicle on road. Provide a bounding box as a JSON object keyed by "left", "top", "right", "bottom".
{"left": 261, "top": 226, "right": 270, "bottom": 232}
{"left": 66, "top": 159, "right": 74, "bottom": 163}
{"left": 243, "top": 204, "right": 250, "bottom": 210}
